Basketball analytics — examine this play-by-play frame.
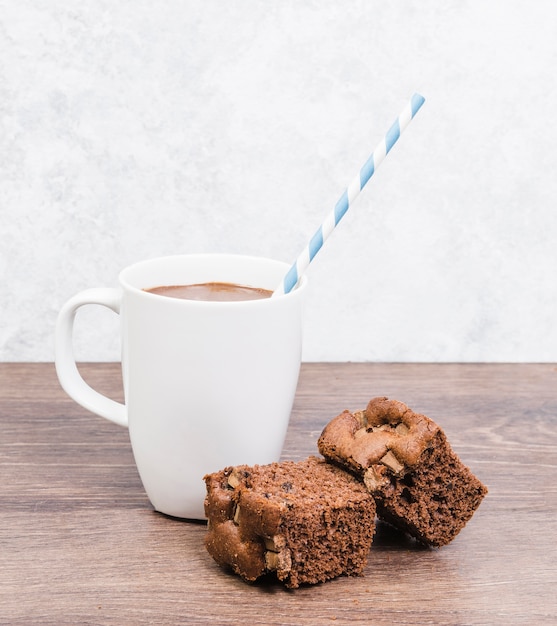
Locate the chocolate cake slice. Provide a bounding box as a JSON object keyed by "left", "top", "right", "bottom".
{"left": 203, "top": 456, "right": 376, "bottom": 588}
{"left": 318, "top": 397, "right": 487, "bottom": 547}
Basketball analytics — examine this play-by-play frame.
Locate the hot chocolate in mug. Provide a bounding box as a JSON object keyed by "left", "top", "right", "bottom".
{"left": 55, "top": 254, "right": 307, "bottom": 519}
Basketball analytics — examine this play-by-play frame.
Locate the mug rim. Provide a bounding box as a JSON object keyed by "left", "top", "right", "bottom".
{"left": 118, "top": 253, "right": 307, "bottom": 304}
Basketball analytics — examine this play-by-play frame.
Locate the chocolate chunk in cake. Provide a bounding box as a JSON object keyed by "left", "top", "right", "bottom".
{"left": 318, "top": 397, "right": 488, "bottom": 547}
{"left": 203, "top": 456, "right": 376, "bottom": 588}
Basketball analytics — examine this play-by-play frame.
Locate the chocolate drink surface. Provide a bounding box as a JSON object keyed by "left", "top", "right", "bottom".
{"left": 145, "top": 282, "right": 273, "bottom": 302}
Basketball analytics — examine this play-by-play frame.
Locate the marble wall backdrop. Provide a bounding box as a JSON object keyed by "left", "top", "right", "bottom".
{"left": 1, "top": 1, "right": 556, "bottom": 362}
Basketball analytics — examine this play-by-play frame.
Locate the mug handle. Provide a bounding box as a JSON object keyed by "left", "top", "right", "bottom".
{"left": 55, "top": 288, "right": 128, "bottom": 427}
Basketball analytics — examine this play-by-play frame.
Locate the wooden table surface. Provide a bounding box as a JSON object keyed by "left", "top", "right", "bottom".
{"left": 1, "top": 362, "right": 556, "bottom": 625}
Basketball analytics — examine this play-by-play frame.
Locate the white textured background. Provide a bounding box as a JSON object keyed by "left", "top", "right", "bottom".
{"left": 1, "top": 0, "right": 556, "bottom": 362}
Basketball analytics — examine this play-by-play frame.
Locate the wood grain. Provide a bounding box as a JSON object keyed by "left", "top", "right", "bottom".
{"left": 1, "top": 363, "right": 556, "bottom": 625}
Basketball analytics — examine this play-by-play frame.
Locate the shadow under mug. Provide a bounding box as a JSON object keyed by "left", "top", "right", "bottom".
{"left": 55, "top": 254, "right": 307, "bottom": 519}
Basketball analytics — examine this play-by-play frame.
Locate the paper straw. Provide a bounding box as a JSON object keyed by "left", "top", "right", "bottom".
{"left": 273, "top": 92, "right": 425, "bottom": 296}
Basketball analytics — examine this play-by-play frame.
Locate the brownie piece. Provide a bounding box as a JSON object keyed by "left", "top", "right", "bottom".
{"left": 203, "top": 456, "right": 376, "bottom": 588}
{"left": 318, "top": 397, "right": 488, "bottom": 547}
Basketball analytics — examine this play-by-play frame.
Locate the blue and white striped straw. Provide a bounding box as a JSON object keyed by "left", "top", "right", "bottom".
{"left": 274, "top": 92, "right": 425, "bottom": 296}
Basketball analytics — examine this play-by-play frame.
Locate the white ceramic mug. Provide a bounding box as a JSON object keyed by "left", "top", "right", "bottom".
{"left": 55, "top": 254, "right": 307, "bottom": 519}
